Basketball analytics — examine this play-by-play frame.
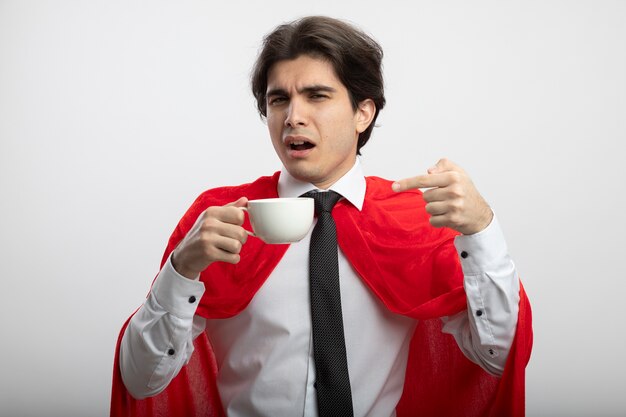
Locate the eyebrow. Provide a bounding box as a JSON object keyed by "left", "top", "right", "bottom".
{"left": 266, "top": 84, "right": 337, "bottom": 97}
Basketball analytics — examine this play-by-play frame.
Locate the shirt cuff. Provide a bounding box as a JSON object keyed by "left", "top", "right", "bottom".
{"left": 150, "top": 254, "right": 205, "bottom": 320}
{"left": 454, "top": 214, "right": 509, "bottom": 275}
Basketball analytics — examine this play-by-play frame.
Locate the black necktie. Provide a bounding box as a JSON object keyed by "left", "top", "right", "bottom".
{"left": 304, "top": 190, "right": 354, "bottom": 416}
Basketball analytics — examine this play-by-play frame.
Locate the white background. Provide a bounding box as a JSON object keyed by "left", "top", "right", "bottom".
{"left": 1, "top": 1, "right": 625, "bottom": 416}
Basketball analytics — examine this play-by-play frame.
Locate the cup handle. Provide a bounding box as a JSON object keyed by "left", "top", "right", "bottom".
{"left": 239, "top": 207, "right": 256, "bottom": 237}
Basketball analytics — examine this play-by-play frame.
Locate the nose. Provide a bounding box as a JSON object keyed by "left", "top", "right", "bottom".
{"left": 284, "top": 99, "right": 307, "bottom": 128}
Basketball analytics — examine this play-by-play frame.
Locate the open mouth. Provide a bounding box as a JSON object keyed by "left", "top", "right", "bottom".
{"left": 289, "top": 140, "right": 315, "bottom": 151}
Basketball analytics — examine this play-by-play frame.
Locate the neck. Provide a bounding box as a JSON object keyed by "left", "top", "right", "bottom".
{"left": 313, "top": 157, "right": 358, "bottom": 190}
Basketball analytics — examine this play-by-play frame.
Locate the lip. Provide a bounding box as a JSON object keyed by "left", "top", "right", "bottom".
{"left": 284, "top": 135, "right": 316, "bottom": 159}
{"left": 283, "top": 135, "right": 316, "bottom": 146}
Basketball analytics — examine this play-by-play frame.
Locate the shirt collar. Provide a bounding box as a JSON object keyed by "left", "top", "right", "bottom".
{"left": 277, "top": 158, "right": 366, "bottom": 211}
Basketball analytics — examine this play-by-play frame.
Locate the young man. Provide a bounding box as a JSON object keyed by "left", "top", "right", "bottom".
{"left": 111, "top": 16, "right": 532, "bottom": 417}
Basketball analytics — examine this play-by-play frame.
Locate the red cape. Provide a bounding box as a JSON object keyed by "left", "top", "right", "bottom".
{"left": 111, "top": 172, "right": 532, "bottom": 417}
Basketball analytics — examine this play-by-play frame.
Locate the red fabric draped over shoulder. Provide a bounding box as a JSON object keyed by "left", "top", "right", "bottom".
{"left": 111, "top": 173, "right": 532, "bottom": 417}
{"left": 158, "top": 172, "right": 290, "bottom": 319}
{"left": 334, "top": 176, "right": 468, "bottom": 318}
{"left": 111, "top": 173, "right": 286, "bottom": 417}
{"left": 335, "top": 176, "right": 533, "bottom": 417}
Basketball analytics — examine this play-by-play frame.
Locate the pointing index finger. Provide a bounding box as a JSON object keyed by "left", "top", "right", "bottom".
{"left": 392, "top": 173, "right": 449, "bottom": 192}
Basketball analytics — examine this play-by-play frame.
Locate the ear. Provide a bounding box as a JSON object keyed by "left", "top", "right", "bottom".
{"left": 355, "top": 99, "right": 376, "bottom": 134}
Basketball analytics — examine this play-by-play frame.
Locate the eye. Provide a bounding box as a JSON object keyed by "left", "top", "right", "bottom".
{"left": 268, "top": 96, "right": 287, "bottom": 106}
{"left": 310, "top": 93, "right": 328, "bottom": 100}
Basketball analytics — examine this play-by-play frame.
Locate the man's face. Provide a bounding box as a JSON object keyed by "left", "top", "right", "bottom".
{"left": 266, "top": 55, "right": 374, "bottom": 189}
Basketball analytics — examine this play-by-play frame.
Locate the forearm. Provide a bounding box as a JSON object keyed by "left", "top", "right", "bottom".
{"left": 442, "top": 214, "right": 520, "bottom": 376}
{"left": 119, "top": 255, "right": 206, "bottom": 398}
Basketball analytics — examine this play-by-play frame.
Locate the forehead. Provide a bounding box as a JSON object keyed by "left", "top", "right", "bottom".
{"left": 266, "top": 55, "right": 345, "bottom": 91}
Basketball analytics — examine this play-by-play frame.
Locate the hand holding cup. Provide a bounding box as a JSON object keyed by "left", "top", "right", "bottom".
{"left": 171, "top": 197, "right": 250, "bottom": 279}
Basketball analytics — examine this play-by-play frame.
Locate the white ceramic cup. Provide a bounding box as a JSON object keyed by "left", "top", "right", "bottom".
{"left": 241, "top": 197, "right": 314, "bottom": 244}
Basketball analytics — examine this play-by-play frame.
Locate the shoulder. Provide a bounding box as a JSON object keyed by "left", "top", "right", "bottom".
{"left": 364, "top": 175, "right": 426, "bottom": 211}
{"left": 192, "top": 172, "right": 280, "bottom": 209}
{"left": 174, "top": 172, "right": 280, "bottom": 230}
{"left": 162, "top": 172, "right": 280, "bottom": 256}
{"left": 343, "top": 175, "right": 456, "bottom": 248}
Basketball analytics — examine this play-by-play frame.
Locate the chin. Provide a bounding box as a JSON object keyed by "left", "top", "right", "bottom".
{"left": 283, "top": 163, "right": 323, "bottom": 184}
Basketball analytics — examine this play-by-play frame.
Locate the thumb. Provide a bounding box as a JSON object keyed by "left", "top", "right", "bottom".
{"left": 427, "top": 158, "right": 452, "bottom": 174}
{"left": 427, "top": 160, "right": 443, "bottom": 174}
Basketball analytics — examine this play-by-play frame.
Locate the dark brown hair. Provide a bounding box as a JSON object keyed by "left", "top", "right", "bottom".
{"left": 251, "top": 16, "right": 386, "bottom": 155}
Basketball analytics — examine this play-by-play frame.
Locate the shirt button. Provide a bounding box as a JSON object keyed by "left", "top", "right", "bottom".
{"left": 476, "top": 309, "right": 483, "bottom": 317}
{"left": 461, "top": 251, "right": 469, "bottom": 259}
{"left": 167, "top": 348, "right": 175, "bottom": 356}
{"left": 188, "top": 296, "right": 197, "bottom": 303}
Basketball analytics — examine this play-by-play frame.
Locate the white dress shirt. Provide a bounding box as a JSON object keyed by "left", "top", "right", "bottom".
{"left": 120, "top": 160, "right": 520, "bottom": 417}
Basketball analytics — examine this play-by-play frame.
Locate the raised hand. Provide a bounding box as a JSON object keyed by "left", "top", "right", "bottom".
{"left": 392, "top": 159, "right": 493, "bottom": 235}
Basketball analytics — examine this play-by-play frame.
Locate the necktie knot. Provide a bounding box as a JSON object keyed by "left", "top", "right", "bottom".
{"left": 303, "top": 190, "right": 342, "bottom": 214}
